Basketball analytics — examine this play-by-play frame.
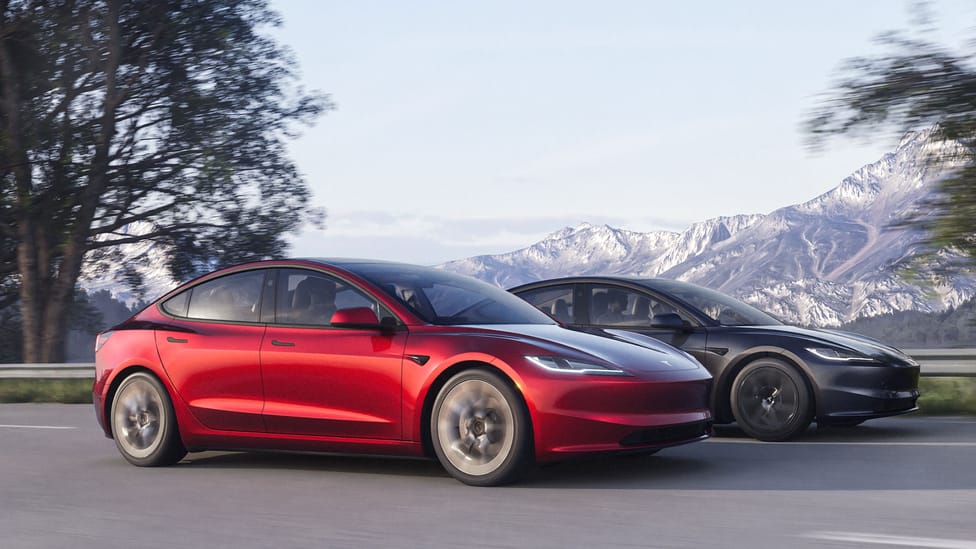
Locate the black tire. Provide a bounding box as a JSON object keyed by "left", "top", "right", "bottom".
{"left": 110, "top": 372, "right": 187, "bottom": 466}
{"left": 430, "top": 369, "right": 533, "bottom": 486}
{"left": 730, "top": 358, "right": 813, "bottom": 442}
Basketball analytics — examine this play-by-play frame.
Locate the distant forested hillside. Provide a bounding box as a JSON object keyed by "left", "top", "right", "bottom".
{"left": 838, "top": 297, "right": 976, "bottom": 349}
{"left": 2, "top": 289, "right": 137, "bottom": 363}
{"left": 63, "top": 291, "right": 141, "bottom": 362}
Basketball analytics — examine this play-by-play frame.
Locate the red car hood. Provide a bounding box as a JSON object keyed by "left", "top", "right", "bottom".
{"left": 452, "top": 324, "right": 705, "bottom": 373}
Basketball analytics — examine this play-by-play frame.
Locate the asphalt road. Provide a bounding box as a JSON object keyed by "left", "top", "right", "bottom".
{"left": 2, "top": 404, "right": 975, "bottom": 549}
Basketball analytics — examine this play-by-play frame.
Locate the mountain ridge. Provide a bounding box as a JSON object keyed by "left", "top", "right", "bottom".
{"left": 440, "top": 130, "right": 976, "bottom": 327}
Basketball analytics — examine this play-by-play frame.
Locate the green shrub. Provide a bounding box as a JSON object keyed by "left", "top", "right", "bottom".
{"left": 917, "top": 377, "right": 976, "bottom": 415}
{"left": 0, "top": 379, "right": 93, "bottom": 403}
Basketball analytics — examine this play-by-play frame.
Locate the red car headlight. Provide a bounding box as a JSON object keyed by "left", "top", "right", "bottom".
{"left": 525, "top": 355, "right": 631, "bottom": 377}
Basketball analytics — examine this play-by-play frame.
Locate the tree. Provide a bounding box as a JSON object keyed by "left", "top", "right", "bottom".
{"left": 805, "top": 12, "right": 976, "bottom": 274}
{"left": 0, "top": 0, "right": 328, "bottom": 362}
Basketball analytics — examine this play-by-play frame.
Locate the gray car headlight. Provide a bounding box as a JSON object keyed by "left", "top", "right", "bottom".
{"left": 525, "top": 356, "right": 631, "bottom": 376}
{"left": 806, "top": 347, "right": 878, "bottom": 363}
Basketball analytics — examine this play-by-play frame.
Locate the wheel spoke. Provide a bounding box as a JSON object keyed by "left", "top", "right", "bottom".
{"left": 447, "top": 394, "right": 474, "bottom": 418}
{"left": 436, "top": 377, "right": 517, "bottom": 477}
{"left": 779, "top": 388, "right": 797, "bottom": 408}
{"left": 110, "top": 373, "right": 185, "bottom": 467}
{"left": 114, "top": 378, "right": 166, "bottom": 457}
{"left": 734, "top": 362, "right": 811, "bottom": 441}
{"left": 482, "top": 438, "right": 505, "bottom": 460}
{"left": 485, "top": 417, "right": 506, "bottom": 443}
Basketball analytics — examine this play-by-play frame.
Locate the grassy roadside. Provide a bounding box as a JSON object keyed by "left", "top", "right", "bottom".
{"left": 917, "top": 377, "right": 976, "bottom": 415}
{"left": 2, "top": 377, "right": 975, "bottom": 415}
{"left": 0, "top": 379, "right": 93, "bottom": 404}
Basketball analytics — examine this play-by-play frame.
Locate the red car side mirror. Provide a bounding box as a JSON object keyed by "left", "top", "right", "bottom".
{"left": 330, "top": 307, "right": 382, "bottom": 329}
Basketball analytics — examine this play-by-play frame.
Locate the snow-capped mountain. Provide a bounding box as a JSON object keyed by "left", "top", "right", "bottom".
{"left": 441, "top": 130, "right": 976, "bottom": 326}
{"left": 77, "top": 130, "right": 975, "bottom": 327}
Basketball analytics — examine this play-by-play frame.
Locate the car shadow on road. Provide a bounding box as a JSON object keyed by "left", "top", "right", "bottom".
{"left": 178, "top": 450, "right": 450, "bottom": 479}
{"left": 522, "top": 418, "right": 976, "bottom": 490}
{"left": 713, "top": 421, "right": 923, "bottom": 442}
{"left": 162, "top": 417, "right": 975, "bottom": 491}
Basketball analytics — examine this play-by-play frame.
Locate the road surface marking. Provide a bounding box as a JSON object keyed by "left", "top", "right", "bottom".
{"left": 707, "top": 439, "right": 976, "bottom": 447}
{"left": 805, "top": 531, "right": 976, "bottom": 549}
{"left": 0, "top": 424, "right": 76, "bottom": 430}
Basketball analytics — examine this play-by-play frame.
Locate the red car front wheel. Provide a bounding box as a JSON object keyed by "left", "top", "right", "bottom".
{"left": 431, "top": 369, "right": 533, "bottom": 486}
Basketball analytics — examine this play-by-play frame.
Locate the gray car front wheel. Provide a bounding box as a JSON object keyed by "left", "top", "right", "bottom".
{"left": 730, "top": 358, "right": 813, "bottom": 441}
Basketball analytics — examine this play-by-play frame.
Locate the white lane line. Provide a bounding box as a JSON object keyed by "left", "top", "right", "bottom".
{"left": 805, "top": 531, "right": 976, "bottom": 549}
{"left": 0, "top": 424, "right": 76, "bottom": 430}
{"left": 707, "top": 439, "right": 976, "bottom": 447}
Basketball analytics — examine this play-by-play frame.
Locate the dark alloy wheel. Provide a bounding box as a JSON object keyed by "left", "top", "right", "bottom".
{"left": 730, "top": 358, "right": 813, "bottom": 441}
{"left": 110, "top": 372, "right": 187, "bottom": 466}
{"left": 431, "top": 369, "right": 533, "bottom": 486}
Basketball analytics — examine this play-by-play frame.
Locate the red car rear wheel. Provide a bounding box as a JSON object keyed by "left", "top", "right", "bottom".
{"left": 111, "top": 372, "right": 187, "bottom": 466}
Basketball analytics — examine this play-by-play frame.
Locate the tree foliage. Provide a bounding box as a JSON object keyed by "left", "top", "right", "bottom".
{"left": 840, "top": 296, "right": 976, "bottom": 348}
{"left": 0, "top": 0, "right": 328, "bottom": 362}
{"left": 806, "top": 21, "right": 976, "bottom": 273}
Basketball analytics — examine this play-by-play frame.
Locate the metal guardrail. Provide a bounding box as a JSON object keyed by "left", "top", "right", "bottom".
{"left": 903, "top": 348, "right": 976, "bottom": 378}
{"left": 1, "top": 349, "right": 975, "bottom": 379}
{"left": 0, "top": 363, "right": 95, "bottom": 379}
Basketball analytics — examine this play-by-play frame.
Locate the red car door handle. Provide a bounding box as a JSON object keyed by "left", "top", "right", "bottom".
{"left": 166, "top": 336, "right": 188, "bottom": 343}
{"left": 271, "top": 339, "right": 295, "bottom": 347}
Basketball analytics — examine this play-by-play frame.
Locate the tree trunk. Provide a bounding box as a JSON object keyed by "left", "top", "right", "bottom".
{"left": 5, "top": 2, "right": 123, "bottom": 363}
{"left": 36, "top": 0, "right": 125, "bottom": 362}
{"left": 1, "top": 15, "right": 46, "bottom": 363}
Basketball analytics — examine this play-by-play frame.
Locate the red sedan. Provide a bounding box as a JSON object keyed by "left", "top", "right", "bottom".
{"left": 94, "top": 259, "right": 712, "bottom": 485}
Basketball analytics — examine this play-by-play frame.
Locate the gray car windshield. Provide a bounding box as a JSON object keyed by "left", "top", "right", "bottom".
{"left": 350, "top": 263, "right": 556, "bottom": 326}
{"left": 651, "top": 280, "right": 782, "bottom": 326}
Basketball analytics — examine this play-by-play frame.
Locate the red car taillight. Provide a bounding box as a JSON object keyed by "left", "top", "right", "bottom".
{"left": 94, "top": 332, "right": 113, "bottom": 354}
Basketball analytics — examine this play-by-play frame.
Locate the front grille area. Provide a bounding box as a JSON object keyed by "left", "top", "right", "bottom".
{"left": 885, "top": 367, "right": 921, "bottom": 391}
{"left": 619, "top": 420, "right": 712, "bottom": 447}
{"left": 877, "top": 392, "right": 919, "bottom": 412}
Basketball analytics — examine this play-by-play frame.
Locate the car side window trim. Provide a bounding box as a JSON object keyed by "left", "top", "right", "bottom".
{"left": 271, "top": 267, "right": 404, "bottom": 330}
{"left": 517, "top": 283, "right": 576, "bottom": 323}
{"left": 157, "top": 269, "right": 268, "bottom": 325}
{"left": 158, "top": 266, "right": 408, "bottom": 330}
{"left": 579, "top": 283, "right": 701, "bottom": 329}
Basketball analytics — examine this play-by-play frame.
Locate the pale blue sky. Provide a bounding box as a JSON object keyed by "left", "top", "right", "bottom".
{"left": 271, "top": 1, "right": 975, "bottom": 265}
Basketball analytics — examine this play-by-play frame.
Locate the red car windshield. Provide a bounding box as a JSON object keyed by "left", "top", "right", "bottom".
{"left": 349, "top": 263, "right": 556, "bottom": 326}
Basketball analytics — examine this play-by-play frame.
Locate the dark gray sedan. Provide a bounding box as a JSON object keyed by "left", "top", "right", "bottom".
{"left": 511, "top": 277, "right": 920, "bottom": 441}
